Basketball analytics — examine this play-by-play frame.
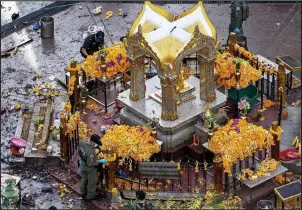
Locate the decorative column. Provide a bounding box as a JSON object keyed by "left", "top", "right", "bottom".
{"left": 198, "top": 56, "right": 216, "bottom": 102}
{"left": 270, "top": 121, "right": 283, "bottom": 161}
{"left": 213, "top": 153, "right": 223, "bottom": 193}
{"left": 228, "top": 32, "right": 237, "bottom": 56}
{"left": 59, "top": 113, "right": 68, "bottom": 166}
{"left": 277, "top": 62, "right": 287, "bottom": 107}
{"left": 67, "top": 61, "right": 80, "bottom": 108}
{"left": 129, "top": 57, "right": 145, "bottom": 101}
{"left": 198, "top": 57, "right": 207, "bottom": 101}
{"left": 160, "top": 77, "right": 178, "bottom": 121}
{"left": 206, "top": 57, "right": 216, "bottom": 102}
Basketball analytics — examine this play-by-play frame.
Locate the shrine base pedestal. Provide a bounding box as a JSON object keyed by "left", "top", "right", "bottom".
{"left": 118, "top": 76, "right": 227, "bottom": 152}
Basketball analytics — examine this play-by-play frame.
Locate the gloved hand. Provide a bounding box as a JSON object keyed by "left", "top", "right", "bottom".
{"left": 98, "top": 159, "right": 107, "bottom": 164}
{"left": 78, "top": 159, "right": 82, "bottom": 167}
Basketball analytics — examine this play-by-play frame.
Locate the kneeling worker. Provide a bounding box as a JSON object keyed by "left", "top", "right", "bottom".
{"left": 80, "top": 31, "right": 105, "bottom": 58}
{"left": 78, "top": 134, "right": 107, "bottom": 201}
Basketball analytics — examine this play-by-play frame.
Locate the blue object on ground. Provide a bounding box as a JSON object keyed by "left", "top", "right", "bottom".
{"left": 33, "top": 22, "right": 40, "bottom": 30}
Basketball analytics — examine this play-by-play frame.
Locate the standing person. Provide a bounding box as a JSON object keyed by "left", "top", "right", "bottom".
{"left": 80, "top": 31, "right": 105, "bottom": 58}
{"left": 78, "top": 134, "right": 107, "bottom": 201}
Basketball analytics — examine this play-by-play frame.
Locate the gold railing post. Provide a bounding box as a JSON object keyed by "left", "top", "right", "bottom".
{"left": 277, "top": 62, "right": 287, "bottom": 107}
{"left": 60, "top": 113, "right": 68, "bottom": 166}
{"left": 228, "top": 32, "right": 237, "bottom": 56}
{"left": 213, "top": 153, "right": 223, "bottom": 193}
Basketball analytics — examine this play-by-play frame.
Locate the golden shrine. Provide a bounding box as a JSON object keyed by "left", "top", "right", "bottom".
{"left": 124, "top": 1, "right": 221, "bottom": 121}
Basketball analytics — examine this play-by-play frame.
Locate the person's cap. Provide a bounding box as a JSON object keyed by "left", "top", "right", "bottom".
{"left": 90, "top": 134, "right": 102, "bottom": 146}
{"left": 95, "top": 31, "right": 104, "bottom": 43}
{"left": 120, "top": 36, "right": 126, "bottom": 42}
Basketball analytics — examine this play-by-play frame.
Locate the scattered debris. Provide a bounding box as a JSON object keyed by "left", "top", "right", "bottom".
{"left": 1, "top": 108, "right": 7, "bottom": 115}
{"left": 33, "top": 22, "right": 40, "bottom": 30}
{"left": 14, "top": 104, "right": 21, "bottom": 110}
{"left": 11, "top": 12, "right": 19, "bottom": 21}
{"left": 292, "top": 99, "right": 301, "bottom": 106}
{"left": 22, "top": 193, "right": 35, "bottom": 206}
{"left": 92, "top": 6, "right": 102, "bottom": 15}
{"left": 105, "top": 11, "right": 114, "bottom": 20}
{"left": 282, "top": 111, "right": 288, "bottom": 120}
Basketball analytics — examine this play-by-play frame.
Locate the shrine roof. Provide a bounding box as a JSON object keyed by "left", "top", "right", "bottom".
{"left": 128, "top": 1, "right": 217, "bottom": 62}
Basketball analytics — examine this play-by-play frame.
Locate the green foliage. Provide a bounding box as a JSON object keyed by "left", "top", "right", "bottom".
{"left": 34, "top": 116, "right": 44, "bottom": 126}
{"left": 154, "top": 196, "right": 203, "bottom": 210}
{"left": 51, "top": 129, "right": 59, "bottom": 140}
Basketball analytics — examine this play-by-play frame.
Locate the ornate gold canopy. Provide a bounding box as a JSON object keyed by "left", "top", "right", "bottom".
{"left": 127, "top": 1, "right": 217, "bottom": 64}
{"left": 124, "top": 1, "right": 220, "bottom": 121}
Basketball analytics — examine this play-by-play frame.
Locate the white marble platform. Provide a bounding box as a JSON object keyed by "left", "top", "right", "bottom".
{"left": 117, "top": 76, "right": 227, "bottom": 151}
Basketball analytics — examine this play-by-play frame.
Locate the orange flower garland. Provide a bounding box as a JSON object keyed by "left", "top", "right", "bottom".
{"left": 101, "top": 125, "right": 160, "bottom": 162}
{"left": 215, "top": 52, "right": 261, "bottom": 89}
{"left": 209, "top": 119, "right": 273, "bottom": 175}
{"left": 83, "top": 42, "right": 130, "bottom": 80}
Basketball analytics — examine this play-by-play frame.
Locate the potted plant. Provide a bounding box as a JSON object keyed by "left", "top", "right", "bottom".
{"left": 147, "top": 117, "right": 159, "bottom": 138}
{"left": 238, "top": 97, "right": 250, "bottom": 119}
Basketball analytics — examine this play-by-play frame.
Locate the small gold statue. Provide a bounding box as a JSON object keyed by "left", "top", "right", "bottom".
{"left": 176, "top": 62, "right": 194, "bottom": 94}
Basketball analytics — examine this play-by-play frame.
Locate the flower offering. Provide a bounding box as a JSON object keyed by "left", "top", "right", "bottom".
{"left": 209, "top": 119, "right": 273, "bottom": 175}
{"left": 101, "top": 125, "right": 161, "bottom": 162}
{"left": 83, "top": 42, "right": 130, "bottom": 80}
{"left": 215, "top": 52, "right": 261, "bottom": 88}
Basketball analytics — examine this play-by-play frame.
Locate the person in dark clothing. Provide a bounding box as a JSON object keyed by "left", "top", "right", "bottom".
{"left": 80, "top": 31, "right": 105, "bottom": 58}
{"left": 135, "top": 190, "right": 153, "bottom": 210}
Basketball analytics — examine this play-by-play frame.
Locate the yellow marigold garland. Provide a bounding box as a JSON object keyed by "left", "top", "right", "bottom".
{"left": 209, "top": 119, "right": 273, "bottom": 175}
{"left": 215, "top": 52, "right": 261, "bottom": 89}
{"left": 269, "top": 126, "right": 283, "bottom": 141}
{"left": 83, "top": 42, "right": 129, "bottom": 80}
{"left": 101, "top": 125, "right": 160, "bottom": 162}
{"left": 241, "top": 159, "right": 279, "bottom": 181}
{"left": 67, "top": 76, "right": 76, "bottom": 95}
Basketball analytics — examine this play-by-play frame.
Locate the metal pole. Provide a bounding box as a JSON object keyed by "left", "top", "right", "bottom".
{"left": 278, "top": 93, "right": 283, "bottom": 126}
{"left": 261, "top": 73, "right": 264, "bottom": 110}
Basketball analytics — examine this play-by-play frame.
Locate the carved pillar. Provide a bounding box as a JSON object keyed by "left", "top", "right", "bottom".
{"left": 59, "top": 113, "right": 68, "bottom": 165}
{"left": 270, "top": 121, "right": 282, "bottom": 161}
{"left": 198, "top": 57, "right": 207, "bottom": 101}
{"left": 228, "top": 32, "right": 237, "bottom": 56}
{"left": 277, "top": 62, "right": 287, "bottom": 107}
{"left": 129, "top": 57, "right": 145, "bottom": 101}
{"left": 198, "top": 57, "right": 216, "bottom": 102}
{"left": 206, "top": 58, "right": 216, "bottom": 102}
{"left": 213, "top": 153, "right": 223, "bottom": 193}
{"left": 160, "top": 77, "right": 178, "bottom": 121}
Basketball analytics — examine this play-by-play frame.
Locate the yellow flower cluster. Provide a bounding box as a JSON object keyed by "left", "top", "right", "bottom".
{"left": 84, "top": 54, "right": 102, "bottom": 80}
{"left": 63, "top": 101, "right": 72, "bottom": 114}
{"left": 209, "top": 119, "right": 273, "bottom": 175}
{"left": 67, "top": 76, "right": 76, "bottom": 95}
{"left": 83, "top": 42, "right": 129, "bottom": 80}
{"left": 14, "top": 104, "right": 21, "bottom": 110}
{"left": 215, "top": 52, "right": 261, "bottom": 89}
{"left": 241, "top": 159, "right": 279, "bottom": 181}
{"left": 221, "top": 195, "right": 242, "bottom": 209}
{"left": 66, "top": 112, "right": 81, "bottom": 136}
{"left": 257, "top": 158, "right": 279, "bottom": 175}
{"left": 78, "top": 121, "right": 89, "bottom": 139}
{"left": 101, "top": 125, "right": 160, "bottom": 162}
